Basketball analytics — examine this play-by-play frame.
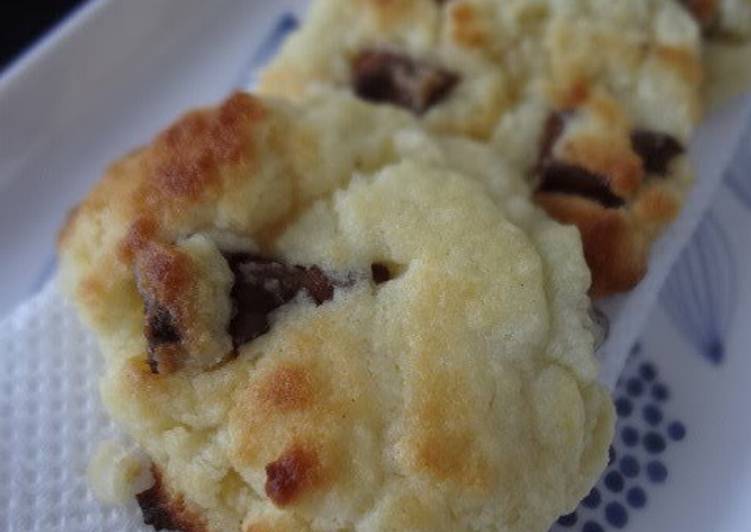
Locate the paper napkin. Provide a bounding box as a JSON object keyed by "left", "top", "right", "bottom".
{"left": 0, "top": 282, "right": 150, "bottom": 532}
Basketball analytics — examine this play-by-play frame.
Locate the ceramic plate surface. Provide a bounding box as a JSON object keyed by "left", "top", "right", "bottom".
{"left": 1, "top": 1, "right": 750, "bottom": 531}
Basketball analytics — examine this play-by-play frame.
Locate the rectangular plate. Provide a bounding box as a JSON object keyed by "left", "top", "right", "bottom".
{"left": 2, "top": 2, "right": 751, "bottom": 532}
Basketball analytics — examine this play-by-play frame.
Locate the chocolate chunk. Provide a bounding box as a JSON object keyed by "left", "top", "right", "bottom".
{"left": 537, "top": 163, "right": 626, "bottom": 208}
{"left": 371, "top": 263, "right": 391, "bottom": 285}
{"left": 143, "top": 302, "right": 181, "bottom": 350}
{"left": 630, "top": 129, "right": 684, "bottom": 175}
{"left": 352, "top": 50, "right": 458, "bottom": 114}
{"left": 135, "top": 259, "right": 182, "bottom": 374}
{"left": 224, "top": 253, "right": 340, "bottom": 349}
{"left": 142, "top": 301, "right": 181, "bottom": 373}
{"left": 133, "top": 242, "right": 197, "bottom": 375}
{"left": 535, "top": 111, "right": 625, "bottom": 208}
{"left": 136, "top": 474, "right": 179, "bottom": 530}
{"left": 136, "top": 465, "right": 206, "bottom": 531}
{"left": 265, "top": 446, "right": 318, "bottom": 506}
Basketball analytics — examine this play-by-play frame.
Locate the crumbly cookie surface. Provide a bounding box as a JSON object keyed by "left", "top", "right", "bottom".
{"left": 59, "top": 92, "right": 613, "bottom": 531}
{"left": 260, "top": 0, "right": 703, "bottom": 296}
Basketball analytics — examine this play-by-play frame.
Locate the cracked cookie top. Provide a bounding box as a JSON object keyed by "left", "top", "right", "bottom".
{"left": 59, "top": 91, "right": 613, "bottom": 531}
{"left": 259, "top": 0, "right": 703, "bottom": 296}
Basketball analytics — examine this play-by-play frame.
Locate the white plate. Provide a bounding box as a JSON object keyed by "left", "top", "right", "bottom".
{"left": 1, "top": 1, "right": 750, "bottom": 531}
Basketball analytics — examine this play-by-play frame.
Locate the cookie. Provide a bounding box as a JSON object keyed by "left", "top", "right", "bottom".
{"left": 260, "top": 0, "right": 703, "bottom": 296}
{"left": 59, "top": 91, "right": 613, "bottom": 531}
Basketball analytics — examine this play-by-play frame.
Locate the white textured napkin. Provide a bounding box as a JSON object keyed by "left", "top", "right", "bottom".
{"left": 0, "top": 282, "right": 150, "bottom": 532}
{"left": 1, "top": 97, "right": 749, "bottom": 531}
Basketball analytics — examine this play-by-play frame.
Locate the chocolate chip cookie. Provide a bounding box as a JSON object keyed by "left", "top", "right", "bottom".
{"left": 260, "top": 0, "right": 703, "bottom": 296}
{"left": 59, "top": 91, "right": 613, "bottom": 531}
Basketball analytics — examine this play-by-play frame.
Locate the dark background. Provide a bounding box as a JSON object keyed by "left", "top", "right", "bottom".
{"left": 0, "top": 0, "right": 88, "bottom": 71}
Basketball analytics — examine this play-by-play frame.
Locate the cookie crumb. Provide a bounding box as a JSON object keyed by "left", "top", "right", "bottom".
{"left": 87, "top": 440, "right": 149, "bottom": 504}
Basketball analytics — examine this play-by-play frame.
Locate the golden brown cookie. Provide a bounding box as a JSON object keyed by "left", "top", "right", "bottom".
{"left": 59, "top": 91, "right": 613, "bottom": 531}
{"left": 260, "top": 0, "right": 704, "bottom": 297}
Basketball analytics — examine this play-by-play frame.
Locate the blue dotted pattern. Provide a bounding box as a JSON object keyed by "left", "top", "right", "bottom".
{"left": 550, "top": 343, "right": 686, "bottom": 531}
{"left": 619, "top": 456, "right": 639, "bottom": 478}
{"left": 626, "top": 486, "right": 647, "bottom": 509}
{"left": 581, "top": 488, "right": 601, "bottom": 509}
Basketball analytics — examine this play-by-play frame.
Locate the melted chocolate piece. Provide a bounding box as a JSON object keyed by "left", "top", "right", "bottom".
{"left": 224, "top": 253, "right": 340, "bottom": 349}
{"left": 630, "top": 129, "right": 684, "bottom": 175}
{"left": 136, "top": 489, "right": 176, "bottom": 530}
{"left": 538, "top": 163, "right": 626, "bottom": 208}
{"left": 352, "top": 50, "right": 458, "bottom": 114}
{"left": 535, "top": 111, "right": 625, "bottom": 208}
{"left": 136, "top": 465, "right": 205, "bottom": 531}
{"left": 139, "top": 295, "right": 181, "bottom": 374}
{"left": 371, "top": 263, "right": 391, "bottom": 285}
{"left": 265, "top": 446, "right": 318, "bottom": 506}
{"left": 144, "top": 302, "right": 180, "bottom": 349}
